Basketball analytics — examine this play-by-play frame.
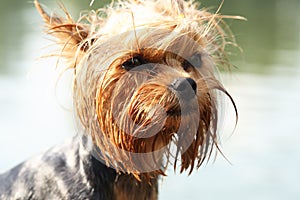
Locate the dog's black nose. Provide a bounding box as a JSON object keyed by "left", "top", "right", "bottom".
{"left": 171, "top": 77, "right": 197, "bottom": 98}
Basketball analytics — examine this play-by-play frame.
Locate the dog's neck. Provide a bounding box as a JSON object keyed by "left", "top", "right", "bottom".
{"left": 78, "top": 136, "right": 158, "bottom": 200}
{"left": 88, "top": 156, "right": 158, "bottom": 200}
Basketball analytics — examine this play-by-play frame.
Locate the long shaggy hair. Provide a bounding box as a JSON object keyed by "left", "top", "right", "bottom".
{"left": 35, "top": 0, "right": 241, "bottom": 182}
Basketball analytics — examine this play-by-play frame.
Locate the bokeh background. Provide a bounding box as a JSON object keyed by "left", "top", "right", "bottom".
{"left": 1, "top": 0, "right": 300, "bottom": 199}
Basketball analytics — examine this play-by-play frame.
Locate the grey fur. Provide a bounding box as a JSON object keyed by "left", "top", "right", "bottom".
{"left": 0, "top": 137, "right": 157, "bottom": 200}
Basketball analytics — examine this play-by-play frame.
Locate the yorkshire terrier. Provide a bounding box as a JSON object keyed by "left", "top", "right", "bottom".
{"left": 0, "top": 0, "right": 240, "bottom": 199}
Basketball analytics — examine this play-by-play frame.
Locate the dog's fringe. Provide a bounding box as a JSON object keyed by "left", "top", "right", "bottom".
{"left": 35, "top": 0, "right": 244, "bottom": 72}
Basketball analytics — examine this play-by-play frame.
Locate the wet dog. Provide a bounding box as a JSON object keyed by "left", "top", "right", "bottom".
{"left": 0, "top": 0, "right": 240, "bottom": 199}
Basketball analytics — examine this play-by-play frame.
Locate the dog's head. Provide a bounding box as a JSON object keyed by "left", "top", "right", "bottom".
{"left": 35, "top": 0, "right": 240, "bottom": 180}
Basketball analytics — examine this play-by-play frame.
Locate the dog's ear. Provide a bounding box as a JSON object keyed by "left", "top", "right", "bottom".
{"left": 34, "top": 0, "right": 93, "bottom": 68}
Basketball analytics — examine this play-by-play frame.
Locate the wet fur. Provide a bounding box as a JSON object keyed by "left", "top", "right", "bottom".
{"left": 0, "top": 0, "right": 240, "bottom": 199}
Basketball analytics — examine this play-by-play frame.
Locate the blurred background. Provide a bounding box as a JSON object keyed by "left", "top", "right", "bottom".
{"left": 0, "top": 0, "right": 299, "bottom": 199}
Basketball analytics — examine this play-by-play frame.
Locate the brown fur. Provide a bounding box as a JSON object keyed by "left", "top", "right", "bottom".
{"left": 34, "top": 0, "right": 240, "bottom": 198}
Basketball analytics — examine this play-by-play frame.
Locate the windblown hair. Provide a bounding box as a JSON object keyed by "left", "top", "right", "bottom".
{"left": 35, "top": 0, "right": 243, "bottom": 70}
{"left": 35, "top": 0, "right": 240, "bottom": 181}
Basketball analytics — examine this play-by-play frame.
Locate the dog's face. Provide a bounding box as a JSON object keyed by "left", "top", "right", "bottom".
{"left": 35, "top": 0, "right": 238, "bottom": 179}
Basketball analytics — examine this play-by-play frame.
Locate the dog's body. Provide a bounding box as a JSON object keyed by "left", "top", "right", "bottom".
{"left": 0, "top": 137, "right": 157, "bottom": 200}
{"left": 0, "top": 0, "right": 240, "bottom": 199}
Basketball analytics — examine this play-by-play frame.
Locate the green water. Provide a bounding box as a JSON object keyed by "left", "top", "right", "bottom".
{"left": 1, "top": 0, "right": 300, "bottom": 74}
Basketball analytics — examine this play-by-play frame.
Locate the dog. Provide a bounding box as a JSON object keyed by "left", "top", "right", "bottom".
{"left": 0, "top": 0, "right": 240, "bottom": 199}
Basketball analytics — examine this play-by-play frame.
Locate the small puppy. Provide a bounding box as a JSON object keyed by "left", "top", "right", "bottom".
{"left": 0, "top": 0, "right": 240, "bottom": 199}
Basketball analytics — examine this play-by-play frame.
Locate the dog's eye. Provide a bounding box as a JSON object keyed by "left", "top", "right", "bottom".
{"left": 183, "top": 53, "right": 202, "bottom": 71}
{"left": 122, "top": 56, "right": 144, "bottom": 71}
